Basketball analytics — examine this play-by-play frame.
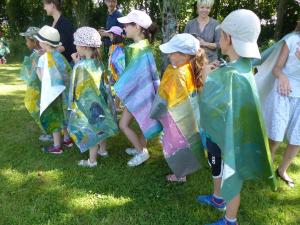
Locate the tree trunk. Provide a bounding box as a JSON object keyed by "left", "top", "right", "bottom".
{"left": 274, "top": 0, "right": 287, "bottom": 40}
{"left": 160, "top": 0, "right": 178, "bottom": 73}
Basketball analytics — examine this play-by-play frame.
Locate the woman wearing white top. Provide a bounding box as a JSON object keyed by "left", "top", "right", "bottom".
{"left": 265, "top": 21, "right": 300, "bottom": 188}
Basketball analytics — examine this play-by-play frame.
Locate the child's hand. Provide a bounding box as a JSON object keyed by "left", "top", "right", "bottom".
{"left": 71, "top": 52, "right": 81, "bottom": 63}
{"left": 207, "top": 60, "right": 220, "bottom": 72}
{"left": 278, "top": 74, "right": 292, "bottom": 96}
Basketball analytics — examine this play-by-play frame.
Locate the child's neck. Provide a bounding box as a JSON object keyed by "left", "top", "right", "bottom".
{"left": 227, "top": 48, "right": 240, "bottom": 62}
{"left": 84, "top": 50, "right": 94, "bottom": 59}
{"left": 133, "top": 35, "right": 145, "bottom": 43}
{"left": 44, "top": 47, "right": 55, "bottom": 52}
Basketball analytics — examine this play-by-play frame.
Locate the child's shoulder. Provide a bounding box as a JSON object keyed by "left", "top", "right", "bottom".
{"left": 284, "top": 32, "right": 300, "bottom": 48}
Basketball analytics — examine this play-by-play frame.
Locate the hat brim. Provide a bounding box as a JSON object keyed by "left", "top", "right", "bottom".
{"left": 34, "top": 35, "right": 62, "bottom": 47}
{"left": 232, "top": 38, "right": 261, "bottom": 59}
{"left": 73, "top": 41, "right": 101, "bottom": 48}
{"left": 159, "top": 43, "right": 179, "bottom": 54}
{"left": 117, "top": 16, "right": 133, "bottom": 24}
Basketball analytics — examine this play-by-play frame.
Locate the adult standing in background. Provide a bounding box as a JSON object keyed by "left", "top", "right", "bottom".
{"left": 184, "top": 0, "right": 220, "bottom": 63}
{"left": 43, "top": 0, "right": 76, "bottom": 63}
{"left": 99, "top": 0, "right": 124, "bottom": 50}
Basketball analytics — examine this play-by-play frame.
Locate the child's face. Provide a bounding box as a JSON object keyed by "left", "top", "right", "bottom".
{"left": 76, "top": 45, "right": 86, "bottom": 57}
{"left": 169, "top": 52, "right": 191, "bottom": 67}
{"left": 124, "top": 23, "right": 140, "bottom": 39}
{"left": 39, "top": 42, "right": 52, "bottom": 51}
{"left": 219, "top": 31, "right": 231, "bottom": 55}
{"left": 25, "top": 38, "right": 36, "bottom": 50}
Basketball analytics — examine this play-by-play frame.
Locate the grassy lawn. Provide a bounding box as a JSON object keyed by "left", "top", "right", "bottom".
{"left": 0, "top": 63, "right": 299, "bottom": 225}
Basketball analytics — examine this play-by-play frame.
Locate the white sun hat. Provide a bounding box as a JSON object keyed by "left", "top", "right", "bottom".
{"left": 117, "top": 10, "right": 152, "bottom": 29}
{"left": 217, "top": 9, "right": 261, "bottom": 59}
{"left": 74, "top": 27, "right": 102, "bottom": 48}
{"left": 34, "top": 25, "right": 61, "bottom": 47}
{"left": 159, "top": 33, "right": 200, "bottom": 55}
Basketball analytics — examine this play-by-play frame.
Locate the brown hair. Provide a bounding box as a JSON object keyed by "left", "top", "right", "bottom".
{"left": 190, "top": 48, "right": 208, "bottom": 89}
{"left": 43, "top": 0, "right": 63, "bottom": 11}
{"left": 141, "top": 23, "right": 158, "bottom": 43}
{"left": 111, "top": 33, "right": 124, "bottom": 45}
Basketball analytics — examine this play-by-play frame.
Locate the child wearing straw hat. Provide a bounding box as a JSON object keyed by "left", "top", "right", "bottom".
{"left": 19, "top": 27, "right": 54, "bottom": 142}
{"left": 35, "top": 25, "right": 73, "bottom": 154}
{"left": 67, "top": 26, "right": 118, "bottom": 167}
{"left": 197, "top": 9, "right": 276, "bottom": 225}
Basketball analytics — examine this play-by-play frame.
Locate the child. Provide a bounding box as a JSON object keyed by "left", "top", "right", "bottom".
{"left": 68, "top": 26, "right": 118, "bottom": 167}
{"left": 197, "top": 9, "right": 276, "bottom": 225}
{"left": 0, "top": 32, "right": 10, "bottom": 64}
{"left": 105, "top": 26, "right": 125, "bottom": 84}
{"left": 115, "top": 10, "right": 162, "bottom": 167}
{"left": 35, "top": 25, "right": 73, "bottom": 154}
{"left": 105, "top": 26, "right": 125, "bottom": 111}
{"left": 255, "top": 21, "right": 300, "bottom": 188}
{"left": 150, "top": 33, "right": 208, "bottom": 182}
{"left": 19, "top": 27, "right": 53, "bottom": 142}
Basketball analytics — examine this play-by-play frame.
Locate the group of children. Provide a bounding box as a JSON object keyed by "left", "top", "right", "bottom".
{"left": 18, "top": 7, "right": 299, "bottom": 225}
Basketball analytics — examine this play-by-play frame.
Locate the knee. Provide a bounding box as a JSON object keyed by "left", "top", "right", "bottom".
{"left": 208, "top": 152, "right": 223, "bottom": 179}
{"left": 119, "top": 120, "right": 127, "bottom": 132}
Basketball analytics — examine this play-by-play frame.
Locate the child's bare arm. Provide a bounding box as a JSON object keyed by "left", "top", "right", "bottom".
{"left": 37, "top": 67, "right": 42, "bottom": 81}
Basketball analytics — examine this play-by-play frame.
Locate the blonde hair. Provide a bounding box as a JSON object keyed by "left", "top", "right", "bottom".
{"left": 190, "top": 48, "right": 208, "bottom": 89}
{"left": 197, "top": 0, "right": 214, "bottom": 7}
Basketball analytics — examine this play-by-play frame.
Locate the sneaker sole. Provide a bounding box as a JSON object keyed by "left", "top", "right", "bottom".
{"left": 127, "top": 155, "right": 150, "bottom": 167}
{"left": 196, "top": 197, "right": 226, "bottom": 211}
{"left": 63, "top": 144, "right": 73, "bottom": 148}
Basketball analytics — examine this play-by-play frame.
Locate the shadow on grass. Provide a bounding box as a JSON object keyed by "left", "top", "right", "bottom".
{"left": 0, "top": 64, "right": 299, "bottom": 225}
{"left": 0, "top": 64, "right": 22, "bottom": 85}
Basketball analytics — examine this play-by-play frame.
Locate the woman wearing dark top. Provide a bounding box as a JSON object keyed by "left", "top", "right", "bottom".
{"left": 43, "top": 0, "right": 76, "bottom": 63}
{"left": 184, "top": 0, "right": 220, "bottom": 63}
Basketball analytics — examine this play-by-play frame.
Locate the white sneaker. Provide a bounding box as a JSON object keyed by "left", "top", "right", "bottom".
{"left": 78, "top": 159, "right": 97, "bottom": 168}
{"left": 98, "top": 149, "right": 109, "bottom": 157}
{"left": 39, "top": 134, "right": 53, "bottom": 142}
{"left": 125, "top": 148, "right": 140, "bottom": 156}
{"left": 127, "top": 149, "right": 150, "bottom": 167}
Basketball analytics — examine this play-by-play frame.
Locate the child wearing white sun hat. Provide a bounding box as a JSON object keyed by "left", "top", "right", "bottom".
{"left": 114, "top": 10, "right": 162, "bottom": 167}
{"left": 197, "top": 9, "right": 276, "bottom": 225}
{"left": 68, "top": 26, "right": 118, "bottom": 168}
{"left": 150, "top": 33, "right": 208, "bottom": 183}
{"left": 35, "top": 25, "right": 73, "bottom": 155}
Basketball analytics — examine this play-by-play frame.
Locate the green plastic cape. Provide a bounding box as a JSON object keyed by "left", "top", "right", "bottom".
{"left": 199, "top": 58, "right": 276, "bottom": 202}
{"left": 67, "top": 59, "right": 118, "bottom": 152}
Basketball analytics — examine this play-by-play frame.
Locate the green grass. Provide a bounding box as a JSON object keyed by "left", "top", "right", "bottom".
{"left": 0, "top": 63, "right": 299, "bottom": 225}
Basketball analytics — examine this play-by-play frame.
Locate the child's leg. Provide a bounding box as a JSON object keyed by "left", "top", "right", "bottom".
{"left": 197, "top": 138, "right": 226, "bottom": 210}
{"left": 139, "top": 134, "right": 147, "bottom": 149}
{"left": 225, "top": 194, "right": 240, "bottom": 220}
{"left": 78, "top": 145, "right": 98, "bottom": 167}
{"left": 89, "top": 145, "right": 98, "bottom": 163}
{"left": 278, "top": 144, "right": 299, "bottom": 181}
{"left": 53, "top": 130, "right": 62, "bottom": 147}
{"left": 269, "top": 138, "right": 281, "bottom": 160}
{"left": 98, "top": 140, "right": 109, "bottom": 157}
{"left": 62, "top": 127, "right": 73, "bottom": 147}
{"left": 119, "top": 108, "right": 144, "bottom": 152}
{"left": 63, "top": 127, "right": 70, "bottom": 140}
{"left": 99, "top": 140, "right": 107, "bottom": 151}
